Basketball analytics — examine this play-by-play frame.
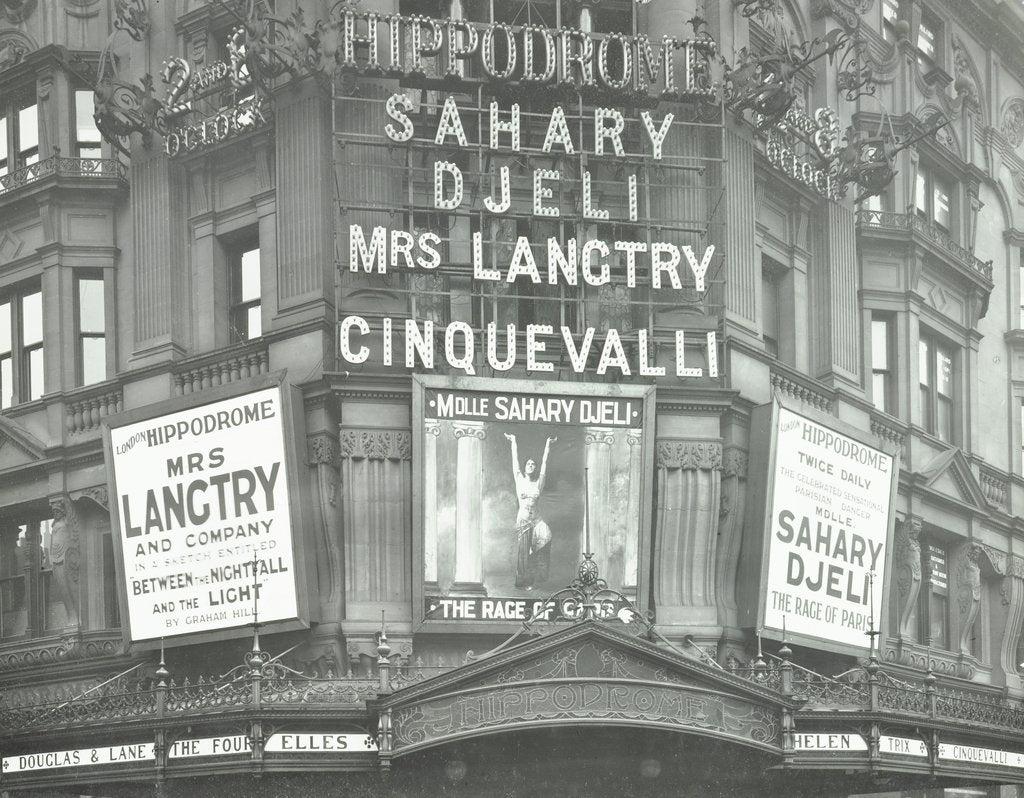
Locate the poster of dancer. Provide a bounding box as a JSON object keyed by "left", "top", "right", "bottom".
{"left": 413, "top": 377, "right": 655, "bottom": 624}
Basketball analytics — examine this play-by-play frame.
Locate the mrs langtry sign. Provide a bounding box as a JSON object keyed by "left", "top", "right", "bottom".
{"left": 105, "top": 384, "right": 301, "bottom": 643}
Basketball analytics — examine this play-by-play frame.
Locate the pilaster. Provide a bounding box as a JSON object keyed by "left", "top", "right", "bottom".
{"left": 811, "top": 201, "right": 860, "bottom": 387}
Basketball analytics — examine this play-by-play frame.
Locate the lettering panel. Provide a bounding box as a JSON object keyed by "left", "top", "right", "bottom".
{"left": 762, "top": 406, "right": 895, "bottom": 650}
{"left": 108, "top": 386, "right": 299, "bottom": 641}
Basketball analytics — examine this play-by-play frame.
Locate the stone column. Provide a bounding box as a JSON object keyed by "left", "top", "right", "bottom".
{"left": 307, "top": 432, "right": 342, "bottom": 622}
{"left": 274, "top": 77, "right": 333, "bottom": 325}
{"left": 723, "top": 128, "right": 757, "bottom": 334}
{"left": 423, "top": 420, "right": 441, "bottom": 590}
{"left": 451, "top": 423, "right": 486, "bottom": 595}
{"left": 653, "top": 440, "right": 722, "bottom": 634}
{"left": 130, "top": 149, "right": 189, "bottom": 365}
{"left": 810, "top": 202, "right": 860, "bottom": 387}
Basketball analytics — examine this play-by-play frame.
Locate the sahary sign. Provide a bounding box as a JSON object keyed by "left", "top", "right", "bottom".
{"left": 748, "top": 404, "right": 895, "bottom": 652}
{"left": 106, "top": 386, "right": 299, "bottom": 642}
{"left": 417, "top": 378, "right": 652, "bottom": 622}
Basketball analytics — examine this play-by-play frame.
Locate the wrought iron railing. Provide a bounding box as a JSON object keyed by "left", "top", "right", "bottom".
{"left": 855, "top": 208, "right": 993, "bottom": 283}
{"left": 0, "top": 156, "right": 128, "bottom": 197}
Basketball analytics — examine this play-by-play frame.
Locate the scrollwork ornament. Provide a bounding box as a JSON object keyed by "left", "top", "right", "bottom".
{"left": 0, "top": 0, "right": 37, "bottom": 24}
{"left": 113, "top": 0, "right": 149, "bottom": 42}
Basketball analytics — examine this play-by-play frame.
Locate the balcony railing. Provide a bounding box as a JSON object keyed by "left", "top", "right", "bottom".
{"left": 0, "top": 156, "right": 128, "bottom": 198}
{"left": 856, "top": 209, "right": 993, "bottom": 285}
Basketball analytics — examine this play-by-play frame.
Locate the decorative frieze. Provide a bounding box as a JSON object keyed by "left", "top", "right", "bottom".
{"left": 656, "top": 440, "right": 722, "bottom": 470}
{"left": 769, "top": 371, "right": 833, "bottom": 413}
{"left": 307, "top": 433, "right": 340, "bottom": 467}
{"left": 339, "top": 430, "right": 411, "bottom": 461}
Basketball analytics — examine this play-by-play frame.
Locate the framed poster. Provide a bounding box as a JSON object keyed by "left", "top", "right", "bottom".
{"left": 413, "top": 376, "right": 655, "bottom": 627}
{"left": 103, "top": 373, "right": 313, "bottom": 646}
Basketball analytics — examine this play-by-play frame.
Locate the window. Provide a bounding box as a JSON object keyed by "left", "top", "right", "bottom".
{"left": 0, "top": 515, "right": 67, "bottom": 638}
{"left": 74, "top": 90, "right": 101, "bottom": 159}
{"left": 230, "top": 244, "right": 261, "bottom": 343}
{"left": 1019, "top": 248, "right": 1024, "bottom": 327}
{"left": 762, "top": 269, "right": 780, "bottom": 358}
{"left": 0, "top": 524, "right": 26, "bottom": 638}
{"left": 871, "top": 316, "right": 894, "bottom": 414}
{"left": 919, "top": 332, "right": 954, "bottom": 442}
{"left": 76, "top": 274, "right": 105, "bottom": 386}
{"left": 915, "top": 166, "right": 952, "bottom": 230}
{"left": 882, "top": 0, "right": 899, "bottom": 39}
{"left": 0, "top": 283, "right": 44, "bottom": 408}
{"left": 0, "top": 91, "right": 38, "bottom": 176}
{"left": 922, "top": 542, "right": 949, "bottom": 648}
{"left": 103, "top": 532, "right": 120, "bottom": 628}
{"left": 916, "top": 10, "right": 941, "bottom": 70}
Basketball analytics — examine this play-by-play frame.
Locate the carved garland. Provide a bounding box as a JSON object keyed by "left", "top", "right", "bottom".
{"left": 655, "top": 441, "right": 723, "bottom": 470}
{"left": 339, "top": 430, "right": 411, "bottom": 461}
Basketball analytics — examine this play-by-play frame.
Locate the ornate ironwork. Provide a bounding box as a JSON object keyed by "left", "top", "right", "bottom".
{"left": 114, "top": 0, "right": 149, "bottom": 42}
{"left": 0, "top": 156, "right": 127, "bottom": 198}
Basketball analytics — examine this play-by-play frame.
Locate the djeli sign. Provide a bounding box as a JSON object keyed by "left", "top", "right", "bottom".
{"left": 102, "top": 375, "right": 312, "bottom": 645}
{"left": 738, "top": 399, "right": 898, "bottom": 654}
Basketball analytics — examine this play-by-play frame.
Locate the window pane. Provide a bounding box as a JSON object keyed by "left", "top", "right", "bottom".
{"left": 918, "top": 21, "right": 936, "bottom": 59}
{"left": 17, "top": 104, "right": 37, "bottom": 156}
{"left": 873, "top": 373, "right": 888, "bottom": 410}
{"left": 240, "top": 248, "right": 260, "bottom": 302}
{"left": 75, "top": 91, "right": 100, "bottom": 145}
{"left": 929, "top": 593, "right": 947, "bottom": 648}
{"left": 918, "top": 339, "right": 930, "bottom": 386}
{"left": 871, "top": 319, "right": 889, "bottom": 369}
{"left": 247, "top": 306, "right": 262, "bottom": 339}
{"left": 882, "top": 0, "right": 898, "bottom": 24}
{"left": 0, "top": 355, "right": 11, "bottom": 409}
{"left": 0, "top": 123, "right": 6, "bottom": 169}
{"left": 936, "top": 347, "right": 953, "bottom": 397}
{"left": 77, "top": 278, "right": 105, "bottom": 333}
{"left": 0, "top": 301, "right": 9, "bottom": 354}
{"left": 933, "top": 181, "right": 951, "bottom": 228}
{"left": 1020, "top": 263, "right": 1024, "bottom": 327}
{"left": 937, "top": 396, "right": 953, "bottom": 442}
{"left": 21, "top": 290, "right": 42, "bottom": 345}
{"left": 81, "top": 336, "right": 106, "bottom": 386}
{"left": 27, "top": 346, "right": 43, "bottom": 400}
{"left": 915, "top": 172, "right": 927, "bottom": 214}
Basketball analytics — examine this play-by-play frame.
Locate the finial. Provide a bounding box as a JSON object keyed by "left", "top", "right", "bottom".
{"left": 752, "top": 627, "right": 767, "bottom": 671}
{"left": 155, "top": 637, "right": 169, "bottom": 687}
{"left": 778, "top": 616, "right": 792, "bottom": 660}
{"left": 377, "top": 610, "right": 391, "bottom": 661}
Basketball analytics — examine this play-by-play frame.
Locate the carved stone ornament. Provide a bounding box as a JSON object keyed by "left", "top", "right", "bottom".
{"left": 722, "top": 449, "right": 749, "bottom": 478}
{"left": 656, "top": 440, "right": 723, "bottom": 470}
{"left": 0, "top": 32, "right": 32, "bottom": 71}
{"left": 0, "top": 0, "right": 37, "bottom": 24}
{"left": 1002, "top": 99, "right": 1024, "bottom": 149}
{"left": 951, "top": 37, "right": 978, "bottom": 105}
{"left": 307, "top": 432, "right": 340, "bottom": 467}
{"left": 812, "top": 0, "right": 874, "bottom": 30}
{"left": 339, "top": 429, "right": 412, "bottom": 461}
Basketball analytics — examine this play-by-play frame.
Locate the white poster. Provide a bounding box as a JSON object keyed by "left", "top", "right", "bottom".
{"left": 109, "top": 386, "right": 298, "bottom": 641}
{"left": 763, "top": 407, "right": 894, "bottom": 650}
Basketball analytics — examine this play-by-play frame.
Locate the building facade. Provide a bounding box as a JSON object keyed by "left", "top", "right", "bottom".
{"left": 2, "top": 0, "right": 1024, "bottom": 795}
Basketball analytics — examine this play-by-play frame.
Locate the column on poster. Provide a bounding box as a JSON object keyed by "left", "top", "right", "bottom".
{"left": 584, "top": 428, "right": 616, "bottom": 581}
{"left": 424, "top": 419, "right": 441, "bottom": 589}
{"left": 622, "top": 431, "right": 643, "bottom": 596}
{"left": 452, "top": 421, "right": 487, "bottom": 594}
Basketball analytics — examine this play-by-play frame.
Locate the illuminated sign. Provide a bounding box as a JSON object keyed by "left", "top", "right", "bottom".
{"left": 938, "top": 744, "right": 1024, "bottom": 768}
{"left": 881, "top": 736, "right": 927, "bottom": 757}
{"left": 794, "top": 733, "right": 867, "bottom": 752}
{"left": 338, "top": 11, "right": 716, "bottom": 99}
{"left": 105, "top": 384, "right": 302, "bottom": 642}
{"left": 2, "top": 734, "right": 377, "bottom": 774}
{"left": 740, "top": 401, "right": 897, "bottom": 654}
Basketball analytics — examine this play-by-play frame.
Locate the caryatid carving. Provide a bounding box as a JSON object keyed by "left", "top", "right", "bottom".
{"left": 47, "top": 497, "right": 80, "bottom": 627}
{"left": 893, "top": 517, "right": 922, "bottom": 639}
{"left": 955, "top": 544, "right": 983, "bottom": 657}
